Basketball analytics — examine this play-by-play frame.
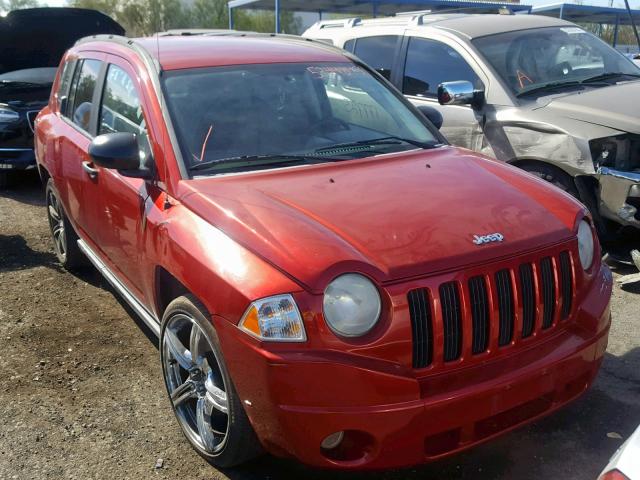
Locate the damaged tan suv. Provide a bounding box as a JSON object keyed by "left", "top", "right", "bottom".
{"left": 304, "top": 13, "right": 640, "bottom": 265}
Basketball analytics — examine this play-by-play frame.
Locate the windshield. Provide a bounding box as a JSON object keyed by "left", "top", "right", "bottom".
{"left": 0, "top": 67, "right": 57, "bottom": 85}
{"left": 473, "top": 26, "right": 640, "bottom": 97}
{"left": 162, "top": 62, "right": 440, "bottom": 175}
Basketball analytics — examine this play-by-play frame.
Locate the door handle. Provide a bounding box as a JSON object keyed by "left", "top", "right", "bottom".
{"left": 82, "top": 161, "right": 99, "bottom": 179}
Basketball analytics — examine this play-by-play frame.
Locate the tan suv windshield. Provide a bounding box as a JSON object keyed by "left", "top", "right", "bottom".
{"left": 473, "top": 26, "right": 640, "bottom": 96}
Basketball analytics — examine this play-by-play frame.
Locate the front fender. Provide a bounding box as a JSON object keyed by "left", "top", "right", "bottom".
{"left": 144, "top": 197, "right": 302, "bottom": 323}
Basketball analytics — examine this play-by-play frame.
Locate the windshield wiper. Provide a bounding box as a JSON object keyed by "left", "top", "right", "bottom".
{"left": 516, "top": 80, "right": 583, "bottom": 98}
{"left": 314, "top": 136, "right": 438, "bottom": 154}
{"left": 580, "top": 72, "right": 640, "bottom": 84}
{"left": 189, "top": 154, "right": 339, "bottom": 172}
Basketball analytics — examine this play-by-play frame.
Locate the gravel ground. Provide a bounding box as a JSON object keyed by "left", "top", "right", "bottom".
{"left": 0, "top": 173, "right": 639, "bottom": 480}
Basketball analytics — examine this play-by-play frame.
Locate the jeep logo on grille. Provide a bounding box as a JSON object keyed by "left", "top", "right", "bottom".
{"left": 472, "top": 233, "right": 504, "bottom": 245}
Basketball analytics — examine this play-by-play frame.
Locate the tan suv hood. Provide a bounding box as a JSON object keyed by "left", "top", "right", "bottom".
{"left": 539, "top": 81, "right": 640, "bottom": 134}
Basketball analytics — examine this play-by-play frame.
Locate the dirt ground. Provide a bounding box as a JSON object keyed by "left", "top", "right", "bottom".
{"left": 0, "top": 172, "right": 639, "bottom": 480}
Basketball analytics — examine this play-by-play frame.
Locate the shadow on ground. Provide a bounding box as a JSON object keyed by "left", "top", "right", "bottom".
{"left": 0, "top": 171, "right": 44, "bottom": 206}
{"left": 0, "top": 234, "right": 62, "bottom": 273}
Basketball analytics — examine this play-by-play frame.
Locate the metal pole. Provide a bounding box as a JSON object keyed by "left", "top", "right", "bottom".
{"left": 623, "top": 0, "right": 640, "bottom": 51}
{"left": 275, "top": 0, "right": 280, "bottom": 33}
{"left": 372, "top": 2, "right": 378, "bottom": 18}
{"left": 319, "top": 10, "right": 323, "bottom": 20}
{"left": 613, "top": 14, "right": 620, "bottom": 47}
{"left": 228, "top": 4, "right": 234, "bottom": 29}
{"left": 559, "top": 3, "right": 564, "bottom": 19}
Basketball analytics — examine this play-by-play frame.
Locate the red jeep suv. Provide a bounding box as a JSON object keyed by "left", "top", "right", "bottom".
{"left": 35, "top": 33, "right": 612, "bottom": 470}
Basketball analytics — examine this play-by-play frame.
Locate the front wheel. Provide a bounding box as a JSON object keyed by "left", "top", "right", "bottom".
{"left": 160, "top": 295, "right": 262, "bottom": 468}
{"left": 517, "top": 161, "right": 579, "bottom": 198}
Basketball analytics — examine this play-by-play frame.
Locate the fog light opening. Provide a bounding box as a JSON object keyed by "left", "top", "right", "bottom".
{"left": 319, "top": 429, "right": 375, "bottom": 463}
{"left": 320, "top": 431, "right": 344, "bottom": 450}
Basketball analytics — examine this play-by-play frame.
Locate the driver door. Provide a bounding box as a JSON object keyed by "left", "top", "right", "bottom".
{"left": 398, "top": 35, "right": 486, "bottom": 151}
{"left": 82, "top": 57, "right": 154, "bottom": 300}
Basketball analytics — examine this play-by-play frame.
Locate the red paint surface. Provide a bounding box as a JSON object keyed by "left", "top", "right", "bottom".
{"left": 35, "top": 36, "right": 613, "bottom": 470}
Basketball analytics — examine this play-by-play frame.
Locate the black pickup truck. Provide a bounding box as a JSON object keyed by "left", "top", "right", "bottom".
{"left": 0, "top": 8, "right": 124, "bottom": 187}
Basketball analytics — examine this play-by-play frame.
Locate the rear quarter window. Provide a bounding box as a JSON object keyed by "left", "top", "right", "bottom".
{"left": 353, "top": 36, "right": 400, "bottom": 80}
{"left": 56, "top": 60, "right": 76, "bottom": 103}
{"left": 67, "top": 59, "right": 102, "bottom": 134}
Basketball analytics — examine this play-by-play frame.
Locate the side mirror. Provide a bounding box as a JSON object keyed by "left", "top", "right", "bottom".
{"left": 417, "top": 105, "right": 443, "bottom": 130}
{"left": 89, "top": 132, "right": 152, "bottom": 179}
{"left": 437, "top": 81, "right": 482, "bottom": 107}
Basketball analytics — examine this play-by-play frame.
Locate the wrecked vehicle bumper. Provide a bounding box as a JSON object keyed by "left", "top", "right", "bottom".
{"left": 0, "top": 148, "right": 36, "bottom": 170}
{"left": 597, "top": 167, "right": 640, "bottom": 228}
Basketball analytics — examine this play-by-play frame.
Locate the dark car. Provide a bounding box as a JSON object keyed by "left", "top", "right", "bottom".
{"left": 0, "top": 7, "right": 123, "bottom": 187}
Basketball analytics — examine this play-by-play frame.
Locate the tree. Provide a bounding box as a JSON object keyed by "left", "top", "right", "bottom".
{"left": 71, "top": 0, "right": 302, "bottom": 36}
{"left": 0, "top": 0, "right": 41, "bottom": 14}
{"left": 72, "top": 0, "right": 192, "bottom": 36}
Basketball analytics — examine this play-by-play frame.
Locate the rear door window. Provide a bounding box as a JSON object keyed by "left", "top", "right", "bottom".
{"left": 353, "top": 35, "right": 400, "bottom": 80}
{"left": 402, "top": 37, "right": 480, "bottom": 98}
{"left": 343, "top": 39, "right": 356, "bottom": 52}
{"left": 69, "top": 59, "right": 102, "bottom": 133}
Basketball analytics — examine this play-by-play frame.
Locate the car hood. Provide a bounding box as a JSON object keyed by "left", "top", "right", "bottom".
{"left": 0, "top": 8, "right": 124, "bottom": 75}
{"left": 178, "top": 148, "right": 582, "bottom": 292}
{"left": 537, "top": 81, "right": 640, "bottom": 135}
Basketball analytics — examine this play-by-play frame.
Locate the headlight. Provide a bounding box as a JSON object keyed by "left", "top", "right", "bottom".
{"left": 577, "top": 220, "right": 595, "bottom": 270}
{"left": 0, "top": 106, "right": 19, "bottom": 123}
{"left": 239, "top": 294, "right": 306, "bottom": 341}
{"left": 323, "top": 273, "right": 381, "bottom": 337}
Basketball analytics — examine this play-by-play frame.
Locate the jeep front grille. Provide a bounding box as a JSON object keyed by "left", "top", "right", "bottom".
{"left": 407, "top": 245, "right": 576, "bottom": 368}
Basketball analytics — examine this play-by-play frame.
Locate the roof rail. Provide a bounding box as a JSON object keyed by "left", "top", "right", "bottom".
{"left": 314, "top": 17, "right": 362, "bottom": 30}
{"left": 396, "top": 9, "right": 432, "bottom": 17}
{"left": 158, "top": 29, "right": 239, "bottom": 36}
{"left": 400, "top": 5, "right": 517, "bottom": 25}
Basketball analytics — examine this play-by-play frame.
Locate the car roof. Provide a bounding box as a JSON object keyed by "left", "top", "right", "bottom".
{"left": 428, "top": 13, "right": 575, "bottom": 38}
{"left": 132, "top": 34, "right": 350, "bottom": 70}
{"left": 307, "top": 13, "right": 576, "bottom": 40}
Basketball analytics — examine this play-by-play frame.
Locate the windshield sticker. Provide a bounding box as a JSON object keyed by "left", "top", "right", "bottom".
{"left": 306, "top": 65, "right": 362, "bottom": 77}
{"left": 561, "top": 27, "right": 585, "bottom": 35}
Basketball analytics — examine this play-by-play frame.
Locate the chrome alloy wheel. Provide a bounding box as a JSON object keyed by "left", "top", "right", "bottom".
{"left": 46, "top": 189, "right": 66, "bottom": 260}
{"left": 162, "top": 314, "right": 229, "bottom": 454}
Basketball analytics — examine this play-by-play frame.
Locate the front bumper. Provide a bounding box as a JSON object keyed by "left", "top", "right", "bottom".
{"left": 597, "top": 167, "right": 640, "bottom": 228}
{"left": 215, "top": 264, "right": 612, "bottom": 470}
{"left": 0, "top": 147, "right": 36, "bottom": 170}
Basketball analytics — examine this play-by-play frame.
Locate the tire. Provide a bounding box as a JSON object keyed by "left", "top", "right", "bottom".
{"left": 517, "top": 161, "right": 579, "bottom": 199}
{"left": 160, "top": 295, "right": 263, "bottom": 468}
{"left": 0, "top": 172, "right": 8, "bottom": 189}
{"left": 45, "top": 179, "right": 86, "bottom": 269}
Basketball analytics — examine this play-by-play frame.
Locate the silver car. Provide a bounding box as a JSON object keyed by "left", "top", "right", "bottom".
{"left": 304, "top": 13, "right": 640, "bottom": 259}
{"left": 599, "top": 425, "right": 640, "bottom": 479}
